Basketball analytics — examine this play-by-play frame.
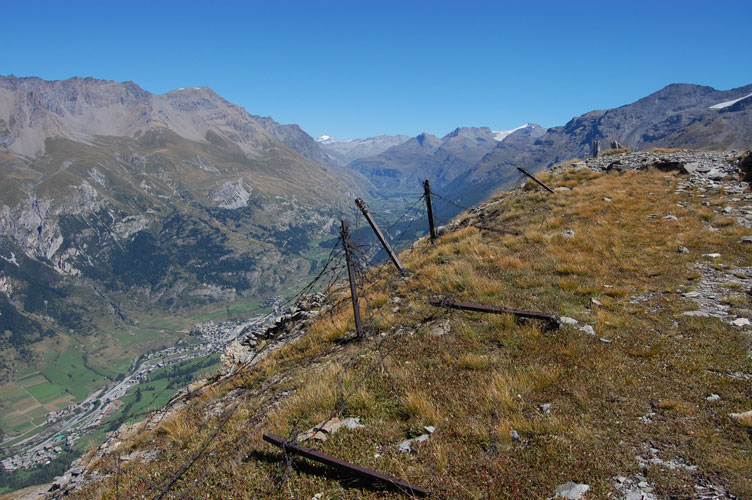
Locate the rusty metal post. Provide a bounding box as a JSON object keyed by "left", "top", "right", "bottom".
{"left": 340, "top": 219, "right": 364, "bottom": 338}
{"left": 429, "top": 297, "right": 560, "bottom": 330}
{"left": 423, "top": 180, "right": 436, "bottom": 242}
{"left": 354, "top": 198, "right": 405, "bottom": 276}
{"left": 263, "top": 433, "right": 428, "bottom": 496}
{"left": 516, "top": 167, "right": 555, "bottom": 194}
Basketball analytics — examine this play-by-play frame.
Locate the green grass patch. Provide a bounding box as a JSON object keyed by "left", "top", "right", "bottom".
{"left": 40, "top": 348, "right": 107, "bottom": 401}
{"left": 25, "top": 382, "right": 65, "bottom": 403}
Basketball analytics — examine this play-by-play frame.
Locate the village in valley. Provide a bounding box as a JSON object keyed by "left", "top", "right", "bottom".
{"left": 0, "top": 313, "right": 270, "bottom": 472}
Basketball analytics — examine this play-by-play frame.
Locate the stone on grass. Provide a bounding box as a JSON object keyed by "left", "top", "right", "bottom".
{"left": 729, "top": 410, "right": 752, "bottom": 428}
{"left": 398, "top": 433, "right": 430, "bottom": 453}
{"left": 560, "top": 316, "right": 579, "bottom": 326}
{"left": 554, "top": 481, "right": 590, "bottom": 499}
{"left": 702, "top": 253, "right": 721, "bottom": 259}
{"left": 706, "top": 394, "right": 720, "bottom": 402}
{"left": 429, "top": 321, "right": 451, "bottom": 337}
{"left": 683, "top": 310, "right": 710, "bottom": 317}
{"left": 741, "top": 236, "right": 752, "bottom": 244}
{"left": 732, "top": 317, "right": 751, "bottom": 327}
{"left": 677, "top": 246, "right": 689, "bottom": 253}
{"left": 509, "top": 429, "right": 521, "bottom": 443}
{"left": 298, "top": 417, "right": 365, "bottom": 442}
{"left": 580, "top": 325, "right": 595, "bottom": 336}
{"left": 563, "top": 229, "right": 575, "bottom": 238}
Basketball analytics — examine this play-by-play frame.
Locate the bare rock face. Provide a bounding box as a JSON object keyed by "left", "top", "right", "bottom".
{"left": 220, "top": 293, "right": 326, "bottom": 375}
{"left": 209, "top": 179, "right": 252, "bottom": 209}
{"left": 741, "top": 151, "right": 752, "bottom": 183}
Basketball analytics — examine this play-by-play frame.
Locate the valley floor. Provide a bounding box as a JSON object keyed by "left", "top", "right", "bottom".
{"left": 52, "top": 154, "right": 752, "bottom": 499}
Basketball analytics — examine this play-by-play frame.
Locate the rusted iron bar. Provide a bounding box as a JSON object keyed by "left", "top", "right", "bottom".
{"left": 423, "top": 180, "right": 437, "bottom": 242}
{"left": 263, "top": 433, "right": 428, "bottom": 497}
{"left": 516, "top": 167, "right": 555, "bottom": 194}
{"left": 340, "top": 219, "right": 364, "bottom": 338}
{"left": 354, "top": 198, "right": 406, "bottom": 276}
{"left": 429, "top": 298, "right": 560, "bottom": 330}
{"left": 474, "top": 224, "right": 521, "bottom": 236}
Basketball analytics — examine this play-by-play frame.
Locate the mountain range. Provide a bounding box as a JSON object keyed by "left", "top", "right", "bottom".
{"left": 339, "top": 83, "right": 752, "bottom": 208}
{"left": 315, "top": 134, "right": 411, "bottom": 166}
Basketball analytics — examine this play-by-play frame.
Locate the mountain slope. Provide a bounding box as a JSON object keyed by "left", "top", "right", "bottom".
{"left": 0, "top": 76, "right": 357, "bottom": 438}
{"left": 55, "top": 150, "right": 752, "bottom": 500}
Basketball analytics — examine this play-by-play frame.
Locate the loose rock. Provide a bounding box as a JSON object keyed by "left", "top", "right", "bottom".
{"left": 398, "top": 433, "right": 430, "bottom": 453}
{"left": 554, "top": 481, "right": 590, "bottom": 499}
{"left": 729, "top": 410, "right": 752, "bottom": 428}
{"left": 732, "top": 317, "right": 751, "bottom": 327}
{"left": 298, "top": 417, "right": 365, "bottom": 442}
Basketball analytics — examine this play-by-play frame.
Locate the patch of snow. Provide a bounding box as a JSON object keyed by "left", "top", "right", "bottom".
{"left": 492, "top": 123, "right": 531, "bottom": 141}
{"left": 709, "top": 92, "right": 752, "bottom": 110}
{"left": 0, "top": 252, "right": 18, "bottom": 266}
{"left": 315, "top": 135, "right": 337, "bottom": 144}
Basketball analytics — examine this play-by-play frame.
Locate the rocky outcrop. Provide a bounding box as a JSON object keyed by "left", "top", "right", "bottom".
{"left": 741, "top": 151, "right": 752, "bottom": 183}
{"left": 208, "top": 179, "right": 252, "bottom": 209}
{"left": 553, "top": 149, "right": 746, "bottom": 181}
{"left": 221, "top": 293, "right": 327, "bottom": 374}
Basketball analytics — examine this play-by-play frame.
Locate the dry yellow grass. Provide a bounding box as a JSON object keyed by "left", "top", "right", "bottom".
{"left": 66, "top": 166, "right": 752, "bottom": 500}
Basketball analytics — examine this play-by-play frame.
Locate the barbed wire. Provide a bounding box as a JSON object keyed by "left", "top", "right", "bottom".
{"left": 75, "top": 188, "right": 457, "bottom": 498}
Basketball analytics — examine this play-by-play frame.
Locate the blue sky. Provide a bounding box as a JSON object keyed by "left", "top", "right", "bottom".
{"left": 2, "top": 0, "right": 751, "bottom": 139}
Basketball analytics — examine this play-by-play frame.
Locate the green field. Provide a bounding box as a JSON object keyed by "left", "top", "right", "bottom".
{"left": 0, "top": 290, "right": 270, "bottom": 440}
{"left": 101, "top": 353, "right": 221, "bottom": 430}
{"left": 25, "top": 383, "right": 64, "bottom": 403}
{"left": 40, "top": 347, "right": 109, "bottom": 400}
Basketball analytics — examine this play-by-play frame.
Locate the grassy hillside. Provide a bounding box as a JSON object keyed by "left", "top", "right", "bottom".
{"left": 62, "top": 161, "right": 751, "bottom": 499}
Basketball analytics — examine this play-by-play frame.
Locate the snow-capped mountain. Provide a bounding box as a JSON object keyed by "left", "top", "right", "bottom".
{"left": 316, "top": 133, "right": 410, "bottom": 165}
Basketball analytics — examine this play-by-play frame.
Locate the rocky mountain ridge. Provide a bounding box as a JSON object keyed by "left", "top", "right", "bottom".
{"left": 0, "top": 75, "right": 331, "bottom": 162}
{"left": 346, "top": 126, "right": 513, "bottom": 193}
{"left": 315, "top": 134, "right": 411, "bottom": 166}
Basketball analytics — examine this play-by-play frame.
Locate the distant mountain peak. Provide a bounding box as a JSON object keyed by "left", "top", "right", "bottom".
{"left": 443, "top": 126, "right": 494, "bottom": 140}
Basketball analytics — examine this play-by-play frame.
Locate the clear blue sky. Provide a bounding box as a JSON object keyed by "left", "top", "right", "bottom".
{"left": 2, "top": 0, "right": 751, "bottom": 140}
